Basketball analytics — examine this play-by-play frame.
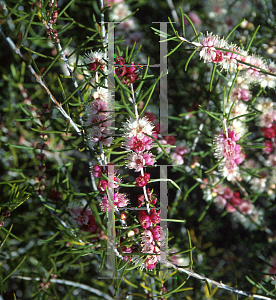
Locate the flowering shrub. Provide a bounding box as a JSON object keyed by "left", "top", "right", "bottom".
{"left": 1, "top": 0, "right": 276, "bottom": 299}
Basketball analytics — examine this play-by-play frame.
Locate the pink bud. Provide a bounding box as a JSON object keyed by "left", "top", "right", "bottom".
{"left": 97, "top": 180, "right": 108, "bottom": 193}
{"left": 135, "top": 173, "right": 150, "bottom": 187}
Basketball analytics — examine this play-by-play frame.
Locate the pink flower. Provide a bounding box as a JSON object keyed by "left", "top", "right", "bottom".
{"left": 143, "top": 152, "right": 155, "bottom": 166}
{"left": 214, "top": 195, "right": 227, "bottom": 208}
{"left": 184, "top": 11, "right": 201, "bottom": 26}
{"left": 223, "top": 186, "right": 233, "bottom": 199}
{"left": 92, "top": 165, "right": 103, "bottom": 178}
{"left": 125, "top": 136, "right": 153, "bottom": 153}
{"left": 114, "top": 193, "right": 129, "bottom": 207}
{"left": 116, "top": 56, "right": 126, "bottom": 65}
{"left": 262, "top": 124, "right": 276, "bottom": 138}
{"left": 231, "top": 192, "right": 241, "bottom": 205}
{"left": 138, "top": 188, "right": 157, "bottom": 207}
{"left": 84, "top": 50, "right": 105, "bottom": 71}
{"left": 145, "top": 255, "right": 158, "bottom": 270}
{"left": 152, "top": 226, "right": 161, "bottom": 241}
{"left": 100, "top": 196, "right": 111, "bottom": 212}
{"left": 223, "top": 138, "right": 236, "bottom": 158}
{"left": 226, "top": 47, "right": 239, "bottom": 60}
{"left": 115, "top": 66, "right": 127, "bottom": 77}
{"left": 264, "top": 140, "right": 273, "bottom": 154}
{"left": 238, "top": 199, "right": 254, "bottom": 215}
{"left": 150, "top": 211, "right": 160, "bottom": 225}
{"left": 142, "top": 243, "right": 154, "bottom": 253}
{"left": 202, "top": 35, "right": 217, "bottom": 47}
{"left": 212, "top": 50, "right": 224, "bottom": 63}
{"left": 127, "top": 153, "right": 145, "bottom": 172}
{"left": 175, "top": 145, "right": 189, "bottom": 156}
{"left": 240, "top": 89, "right": 251, "bottom": 101}
{"left": 138, "top": 210, "right": 147, "bottom": 221}
{"left": 127, "top": 152, "right": 155, "bottom": 172}
{"left": 135, "top": 173, "right": 150, "bottom": 188}
{"left": 142, "top": 229, "right": 153, "bottom": 244}
{"left": 140, "top": 214, "right": 151, "bottom": 228}
{"left": 165, "top": 136, "right": 176, "bottom": 145}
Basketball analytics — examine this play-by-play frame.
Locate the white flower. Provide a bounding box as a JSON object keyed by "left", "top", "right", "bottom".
{"left": 123, "top": 117, "right": 154, "bottom": 138}
{"left": 255, "top": 97, "right": 274, "bottom": 112}
{"left": 260, "top": 62, "right": 276, "bottom": 89}
{"left": 110, "top": 3, "right": 131, "bottom": 21}
{"left": 126, "top": 153, "right": 145, "bottom": 172}
{"left": 220, "top": 158, "right": 240, "bottom": 181}
{"left": 171, "top": 152, "right": 184, "bottom": 165}
{"left": 229, "top": 119, "right": 247, "bottom": 137}
{"left": 225, "top": 101, "right": 248, "bottom": 120}
{"left": 250, "top": 176, "right": 267, "bottom": 193}
{"left": 84, "top": 50, "right": 104, "bottom": 65}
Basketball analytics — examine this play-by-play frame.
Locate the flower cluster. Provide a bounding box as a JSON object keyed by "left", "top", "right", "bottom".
{"left": 199, "top": 33, "right": 276, "bottom": 88}
{"left": 171, "top": 143, "right": 189, "bottom": 165}
{"left": 200, "top": 177, "right": 262, "bottom": 229}
{"left": 255, "top": 97, "right": 276, "bottom": 140}
{"left": 84, "top": 87, "right": 113, "bottom": 147}
{"left": 115, "top": 56, "right": 140, "bottom": 86}
{"left": 124, "top": 117, "right": 155, "bottom": 155}
{"left": 140, "top": 226, "right": 161, "bottom": 270}
{"left": 213, "top": 128, "right": 245, "bottom": 181}
{"left": 67, "top": 203, "right": 98, "bottom": 234}
{"left": 91, "top": 165, "right": 129, "bottom": 212}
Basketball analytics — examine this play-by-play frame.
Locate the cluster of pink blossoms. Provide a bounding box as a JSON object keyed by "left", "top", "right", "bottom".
{"left": 199, "top": 33, "right": 276, "bottom": 88}
{"left": 200, "top": 177, "right": 262, "bottom": 229}
{"left": 115, "top": 56, "right": 140, "bottom": 86}
{"left": 84, "top": 88, "right": 112, "bottom": 147}
{"left": 123, "top": 115, "right": 162, "bottom": 270}
{"left": 124, "top": 117, "right": 155, "bottom": 169}
{"left": 199, "top": 34, "right": 246, "bottom": 73}
{"left": 140, "top": 226, "right": 161, "bottom": 270}
{"left": 91, "top": 164, "right": 130, "bottom": 212}
{"left": 143, "top": 111, "right": 189, "bottom": 165}
{"left": 201, "top": 179, "right": 254, "bottom": 213}
{"left": 119, "top": 189, "right": 161, "bottom": 270}
{"left": 254, "top": 97, "right": 276, "bottom": 142}
{"left": 67, "top": 204, "right": 98, "bottom": 235}
{"left": 213, "top": 128, "right": 245, "bottom": 181}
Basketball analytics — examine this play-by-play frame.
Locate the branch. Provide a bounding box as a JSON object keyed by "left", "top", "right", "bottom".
{"left": 0, "top": 27, "right": 82, "bottom": 136}
{"left": 166, "top": 261, "right": 274, "bottom": 300}
{"left": 12, "top": 276, "right": 114, "bottom": 300}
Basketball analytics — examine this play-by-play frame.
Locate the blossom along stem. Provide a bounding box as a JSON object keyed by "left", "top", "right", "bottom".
{"left": 130, "top": 84, "right": 151, "bottom": 215}
{"left": 0, "top": 27, "right": 82, "bottom": 136}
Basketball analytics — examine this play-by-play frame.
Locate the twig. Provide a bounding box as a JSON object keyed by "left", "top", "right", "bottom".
{"left": 42, "top": 20, "right": 85, "bottom": 106}
{"left": 166, "top": 0, "right": 179, "bottom": 23}
{"left": 166, "top": 260, "right": 274, "bottom": 300}
{"left": 12, "top": 276, "right": 114, "bottom": 300}
{"left": 0, "top": 27, "right": 82, "bottom": 136}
